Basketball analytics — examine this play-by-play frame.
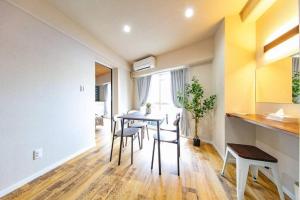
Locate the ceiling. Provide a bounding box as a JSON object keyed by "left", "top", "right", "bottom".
{"left": 47, "top": 0, "right": 247, "bottom": 62}
{"left": 95, "top": 63, "right": 111, "bottom": 77}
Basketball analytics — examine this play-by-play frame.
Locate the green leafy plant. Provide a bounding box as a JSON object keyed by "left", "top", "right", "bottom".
{"left": 177, "top": 78, "right": 216, "bottom": 139}
{"left": 146, "top": 102, "right": 151, "bottom": 108}
{"left": 145, "top": 102, "right": 152, "bottom": 114}
{"left": 292, "top": 71, "right": 300, "bottom": 103}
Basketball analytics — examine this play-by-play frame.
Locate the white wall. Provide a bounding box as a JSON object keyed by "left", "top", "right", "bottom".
{"left": 212, "top": 21, "right": 226, "bottom": 157}
{"left": 7, "top": 0, "right": 129, "bottom": 70}
{"left": 118, "top": 68, "right": 133, "bottom": 114}
{"left": 0, "top": 1, "right": 131, "bottom": 196}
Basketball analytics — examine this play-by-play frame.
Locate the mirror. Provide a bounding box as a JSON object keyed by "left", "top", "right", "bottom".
{"left": 256, "top": 53, "right": 300, "bottom": 104}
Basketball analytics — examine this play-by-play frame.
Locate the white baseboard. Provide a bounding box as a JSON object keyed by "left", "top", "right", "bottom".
{"left": 0, "top": 143, "right": 95, "bottom": 198}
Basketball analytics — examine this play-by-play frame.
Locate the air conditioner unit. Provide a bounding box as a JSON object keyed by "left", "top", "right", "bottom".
{"left": 133, "top": 56, "right": 156, "bottom": 71}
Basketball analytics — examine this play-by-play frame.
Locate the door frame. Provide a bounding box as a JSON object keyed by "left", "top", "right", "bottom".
{"left": 95, "top": 62, "right": 113, "bottom": 132}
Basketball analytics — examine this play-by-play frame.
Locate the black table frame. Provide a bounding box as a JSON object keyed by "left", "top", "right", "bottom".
{"left": 117, "top": 113, "right": 164, "bottom": 175}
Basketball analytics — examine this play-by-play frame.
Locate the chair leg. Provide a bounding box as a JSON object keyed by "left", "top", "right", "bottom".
{"left": 178, "top": 140, "right": 180, "bottom": 158}
{"left": 271, "top": 164, "right": 284, "bottom": 200}
{"left": 151, "top": 140, "right": 156, "bottom": 170}
{"left": 142, "top": 127, "right": 145, "bottom": 139}
{"left": 110, "top": 136, "right": 115, "bottom": 162}
{"left": 131, "top": 136, "right": 133, "bottom": 165}
{"left": 250, "top": 166, "right": 259, "bottom": 181}
{"left": 221, "top": 147, "right": 230, "bottom": 176}
{"left": 140, "top": 129, "right": 144, "bottom": 149}
{"left": 126, "top": 137, "right": 128, "bottom": 146}
{"left": 137, "top": 132, "right": 141, "bottom": 149}
{"left": 236, "top": 158, "right": 249, "bottom": 200}
{"left": 177, "top": 142, "right": 180, "bottom": 176}
{"left": 146, "top": 125, "right": 149, "bottom": 140}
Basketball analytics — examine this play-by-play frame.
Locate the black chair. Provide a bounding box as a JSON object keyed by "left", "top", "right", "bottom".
{"left": 151, "top": 114, "right": 181, "bottom": 176}
{"left": 110, "top": 116, "right": 141, "bottom": 164}
{"left": 127, "top": 110, "right": 149, "bottom": 148}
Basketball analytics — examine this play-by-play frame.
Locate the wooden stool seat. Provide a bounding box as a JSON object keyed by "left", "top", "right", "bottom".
{"left": 227, "top": 143, "right": 277, "bottom": 163}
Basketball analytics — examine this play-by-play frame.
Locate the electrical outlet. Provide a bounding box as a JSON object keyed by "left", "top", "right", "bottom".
{"left": 33, "top": 148, "right": 43, "bottom": 160}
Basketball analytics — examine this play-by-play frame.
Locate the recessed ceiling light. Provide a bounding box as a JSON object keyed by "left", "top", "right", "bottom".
{"left": 123, "top": 25, "right": 131, "bottom": 33}
{"left": 185, "top": 7, "right": 194, "bottom": 18}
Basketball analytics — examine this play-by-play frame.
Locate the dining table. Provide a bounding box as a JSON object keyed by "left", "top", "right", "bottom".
{"left": 117, "top": 112, "right": 165, "bottom": 175}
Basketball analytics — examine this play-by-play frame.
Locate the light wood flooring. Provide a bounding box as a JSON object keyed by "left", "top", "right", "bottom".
{"left": 2, "top": 127, "right": 288, "bottom": 200}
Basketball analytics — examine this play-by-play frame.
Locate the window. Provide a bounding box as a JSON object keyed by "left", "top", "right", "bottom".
{"left": 144, "top": 72, "right": 179, "bottom": 121}
{"left": 95, "top": 86, "right": 100, "bottom": 101}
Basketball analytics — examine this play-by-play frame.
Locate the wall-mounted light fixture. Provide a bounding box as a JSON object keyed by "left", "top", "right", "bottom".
{"left": 264, "top": 25, "right": 299, "bottom": 63}
{"left": 264, "top": 25, "right": 299, "bottom": 52}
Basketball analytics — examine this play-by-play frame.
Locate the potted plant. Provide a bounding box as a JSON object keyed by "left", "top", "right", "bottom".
{"left": 146, "top": 103, "right": 152, "bottom": 114}
{"left": 177, "top": 78, "right": 216, "bottom": 146}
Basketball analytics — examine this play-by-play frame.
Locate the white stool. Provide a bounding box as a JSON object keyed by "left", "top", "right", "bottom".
{"left": 221, "top": 143, "right": 284, "bottom": 200}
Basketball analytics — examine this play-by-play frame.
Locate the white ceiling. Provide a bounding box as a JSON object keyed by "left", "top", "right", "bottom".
{"left": 47, "top": 0, "right": 247, "bottom": 62}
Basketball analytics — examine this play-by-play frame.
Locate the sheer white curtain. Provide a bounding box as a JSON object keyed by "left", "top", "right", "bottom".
{"left": 144, "top": 72, "right": 179, "bottom": 127}
{"left": 137, "top": 75, "right": 152, "bottom": 108}
{"left": 170, "top": 68, "right": 190, "bottom": 137}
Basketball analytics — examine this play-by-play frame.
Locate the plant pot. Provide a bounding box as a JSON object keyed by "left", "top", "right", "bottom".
{"left": 146, "top": 107, "right": 151, "bottom": 114}
{"left": 293, "top": 96, "right": 300, "bottom": 104}
{"left": 193, "top": 136, "right": 201, "bottom": 147}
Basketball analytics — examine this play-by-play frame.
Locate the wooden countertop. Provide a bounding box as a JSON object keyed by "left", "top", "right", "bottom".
{"left": 226, "top": 113, "right": 299, "bottom": 137}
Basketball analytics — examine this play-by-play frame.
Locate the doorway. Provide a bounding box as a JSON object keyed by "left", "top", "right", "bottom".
{"left": 95, "top": 62, "right": 112, "bottom": 133}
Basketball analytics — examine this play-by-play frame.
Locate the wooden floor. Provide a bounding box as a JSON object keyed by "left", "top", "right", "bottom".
{"left": 3, "top": 127, "right": 288, "bottom": 200}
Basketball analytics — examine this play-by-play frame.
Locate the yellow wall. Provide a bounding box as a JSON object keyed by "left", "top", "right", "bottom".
{"left": 256, "top": 57, "right": 292, "bottom": 103}
{"left": 256, "top": 0, "right": 299, "bottom": 67}
{"left": 224, "top": 15, "right": 256, "bottom": 113}
{"left": 256, "top": 0, "right": 299, "bottom": 114}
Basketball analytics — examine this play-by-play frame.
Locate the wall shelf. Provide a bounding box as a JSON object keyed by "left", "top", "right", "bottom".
{"left": 226, "top": 113, "right": 299, "bottom": 137}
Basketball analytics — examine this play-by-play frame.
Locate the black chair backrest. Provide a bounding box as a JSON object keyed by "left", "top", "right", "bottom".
{"left": 111, "top": 115, "right": 118, "bottom": 135}
{"left": 173, "top": 114, "right": 181, "bottom": 140}
{"left": 112, "top": 114, "right": 126, "bottom": 135}
{"left": 172, "top": 113, "right": 180, "bottom": 125}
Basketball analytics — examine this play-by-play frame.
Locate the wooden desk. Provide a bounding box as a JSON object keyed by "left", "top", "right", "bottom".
{"left": 226, "top": 113, "right": 299, "bottom": 137}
